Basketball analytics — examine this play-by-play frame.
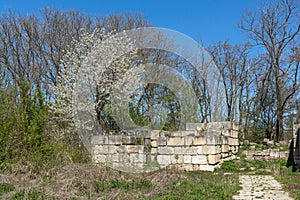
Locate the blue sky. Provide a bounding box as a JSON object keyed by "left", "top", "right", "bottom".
{"left": 0, "top": 0, "right": 263, "bottom": 46}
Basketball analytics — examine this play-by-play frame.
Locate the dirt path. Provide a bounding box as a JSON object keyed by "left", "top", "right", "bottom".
{"left": 232, "top": 175, "right": 293, "bottom": 200}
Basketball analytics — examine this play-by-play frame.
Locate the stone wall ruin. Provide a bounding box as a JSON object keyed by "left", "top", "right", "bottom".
{"left": 91, "top": 122, "right": 239, "bottom": 172}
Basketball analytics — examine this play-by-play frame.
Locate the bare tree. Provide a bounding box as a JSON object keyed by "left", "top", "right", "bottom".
{"left": 240, "top": 0, "right": 300, "bottom": 141}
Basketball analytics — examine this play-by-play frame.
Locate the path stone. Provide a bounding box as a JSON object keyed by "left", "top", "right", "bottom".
{"left": 232, "top": 175, "right": 293, "bottom": 200}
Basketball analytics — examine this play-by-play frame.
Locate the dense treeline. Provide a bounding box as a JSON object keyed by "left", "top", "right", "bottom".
{"left": 0, "top": 0, "right": 299, "bottom": 168}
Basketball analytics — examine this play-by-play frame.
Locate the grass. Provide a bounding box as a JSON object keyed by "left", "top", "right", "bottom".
{"left": 0, "top": 183, "right": 15, "bottom": 196}
{"left": 0, "top": 163, "right": 240, "bottom": 200}
{"left": 146, "top": 171, "right": 240, "bottom": 200}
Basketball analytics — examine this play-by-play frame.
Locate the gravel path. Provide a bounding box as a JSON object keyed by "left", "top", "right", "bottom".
{"left": 232, "top": 175, "right": 293, "bottom": 200}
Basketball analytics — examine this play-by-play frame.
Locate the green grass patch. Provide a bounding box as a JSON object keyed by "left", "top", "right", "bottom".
{"left": 93, "top": 179, "right": 152, "bottom": 192}
{"left": 147, "top": 171, "right": 240, "bottom": 200}
{"left": 0, "top": 183, "right": 15, "bottom": 196}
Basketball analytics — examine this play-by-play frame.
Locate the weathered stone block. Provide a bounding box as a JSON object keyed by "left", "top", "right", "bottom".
{"left": 108, "top": 135, "right": 122, "bottom": 145}
{"left": 199, "top": 164, "right": 216, "bottom": 172}
{"left": 150, "top": 130, "right": 160, "bottom": 140}
{"left": 93, "top": 155, "right": 106, "bottom": 163}
{"left": 122, "top": 136, "right": 136, "bottom": 144}
{"left": 171, "top": 131, "right": 182, "bottom": 137}
{"left": 181, "top": 130, "right": 197, "bottom": 137}
{"left": 185, "top": 136, "right": 194, "bottom": 146}
{"left": 116, "top": 145, "right": 126, "bottom": 153}
{"left": 186, "top": 123, "right": 205, "bottom": 131}
{"left": 193, "top": 164, "right": 200, "bottom": 171}
{"left": 222, "top": 130, "right": 230, "bottom": 137}
{"left": 228, "top": 138, "right": 239, "bottom": 146}
{"left": 270, "top": 149, "right": 279, "bottom": 159}
{"left": 182, "top": 146, "right": 199, "bottom": 155}
{"left": 167, "top": 137, "right": 184, "bottom": 146}
{"left": 208, "top": 154, "right": 220, "bottom": 164}
{"left": 158, "top": 146, "right": 174, "bottom": 154}
{"left": 221, "top": 144, "right": 229, "bottom": 153}
{"left": 91, "top": 136, "right": 109, "bottom": 145}
{"left": 126, "top": 145, "right": 139, "bottom": 153}
{"left": 176, "top": 155, "right": 184, "bottom": 164}
{"left": 173, "top": 147, "right": 183, "bottom": 154}
{"left": 193, "top": 136, "right": 206, "bottom": 145}
{"left": 151, "top": 140, "right": 157, "bottom": 148}
{"left": 206, "top": 135, "right": 221, "bottom": 145}
{"left": 181, "top": 164, "right": 194, "bottom": 171}
{"left": 130, "top": 153, "right": 146, "bottom": 163}
{"left": 279, "top": 151, "right": 289, "bottom": 159}
{"left": 222, "top": 136, "right": 229, "bottom": 144}
{"left": 157, "top": 136, "right": 167, "bottom": 146}
{"left": 231, "top": 130, "right": 238, "bottom": 138}
{"left": 95, "top": 145, "right": 117, "bottom": 154}
{"left": 183, "top": 155, "right": 192, "bottom": 164}
{"left": 221, "top": 153, "right": 229, "bottom": 158}
{"left": 157, "top": 155, "right": 173, "bottom": 165}
{"left": 202, "top": 146, "right": 220, "bottom": 154}
{"left": 191, "top": 155, "right": 207, "bottom": 164}
{"left": 151, "top": 148, "right": 157, "bottom": 154}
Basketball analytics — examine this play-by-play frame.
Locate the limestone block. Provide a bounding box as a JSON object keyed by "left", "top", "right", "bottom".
{"left": 157, "top": 155, "right": 173, "bottom": 165}
{"left": 193, "top": 136, "right": 206, "bottom": 145}
{"left": 222, "top": 130, "right": 230, "bottom": 137}
{"left": 138, "top": 146, "right": 144, "bottom": 154}
{"left": 181, "top": 130, "right": 197, "bottom": 137}
{"left": 208, "top": 154, "right": 220, "bottom": 164}
{"left": 182, "top": 164, "right": 194, "bottom": 171}
{"left": 119, "top": 153, "right": 130, "bottom": 163}
{"left": 185, "top": 136, "right": 194, "bottom": 146}
{"left": 150, "top": 130, "right": 160, "bottom": 140}
{"left": 108, "top": 135, "right": 122, "bottom": 145}
{"left": 262, "top": 150, "right": 270, "bottom": 156}
{"left": 157, "top": 136, "right": 167, "bottom": 146}
{"left": 191, "top": 155, "right": 207, "bottom": 164}
{"left": 221, "top": 153, "right": 229, "bottom": 158}
{"left": 183, "top": 155, "right": 192, "bottom": 164}
{"left": 199, "top": 164, "right": 216, "bottom": 172}
{"left": 150, "top": 148, "right": 157, "bottom": 154}
{"left": 193, "top": 164, "right": 200, "bottom": 171}
{"left": 116, "top": 145, "right": 126, "bottom": 153}
{"left": 183, "top": 146, "right": 200, "bottom": 155}
{"left": 279, "top": 151, "right": 289, "bottom": 159}
{"left": 91, "top": 135, "right": 109, "bottom": 145}
{"left": 122, "top": 136, "right": 136, "bottom": 145}
{"left": 270, "top": 150, "right": 280, "bottom": 158}
{"left": 151, "top": 140, "right": 157, "bottom": 148}
{"left": 206, "top": 135, "right": 221, "bottom": 145}
{"left": 130, "top": 153, "right": 146, "bottom": 163}
{"left": 94, "top": 155, "right": 106, "bottom": 163}
{"left": 228, "top": 138, "right": 239, "bottom": 146}
{"left": 158, "top": 146, "right": 174, "bottom": 154}
{"left": 171, "top": 131, "right": 182, "bottom": 137}
{"left": 202, "top": 146, "right": 221, "bottom": 154}
{"left": 95, "top": 145, "right": 117, "bottom": 154}
{"left": 167, "top": 137, "right": 184, "bottom": 146}
{"left": 222, "top": 136, "right": 229, "bottom": 144}
{"left": 221, "top": 144, "right": 229, "bottom": 153}
{"left": 231, "top": 130, "right": 238, "bottom": 138}
{"left": 126, "top": 145, "right": 139, "bottom": 153}
{"left": 176, "top": 155, "right": 184, "bottom": 164}
{"left": 186, "top": 123, "right": 205, "bottom": 131}
{"left": 111, "top": 154, "right": 120, "bottom": 162}
{"left": 245, "top": 156, "right": 253, "bottom": 161}
{"left": 173, "top": 147, "right": 183, "bottom": 154}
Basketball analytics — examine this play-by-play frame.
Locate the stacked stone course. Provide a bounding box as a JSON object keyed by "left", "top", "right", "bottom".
{"left": 92, "top": 122, "right": 239, "bottom": 172}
